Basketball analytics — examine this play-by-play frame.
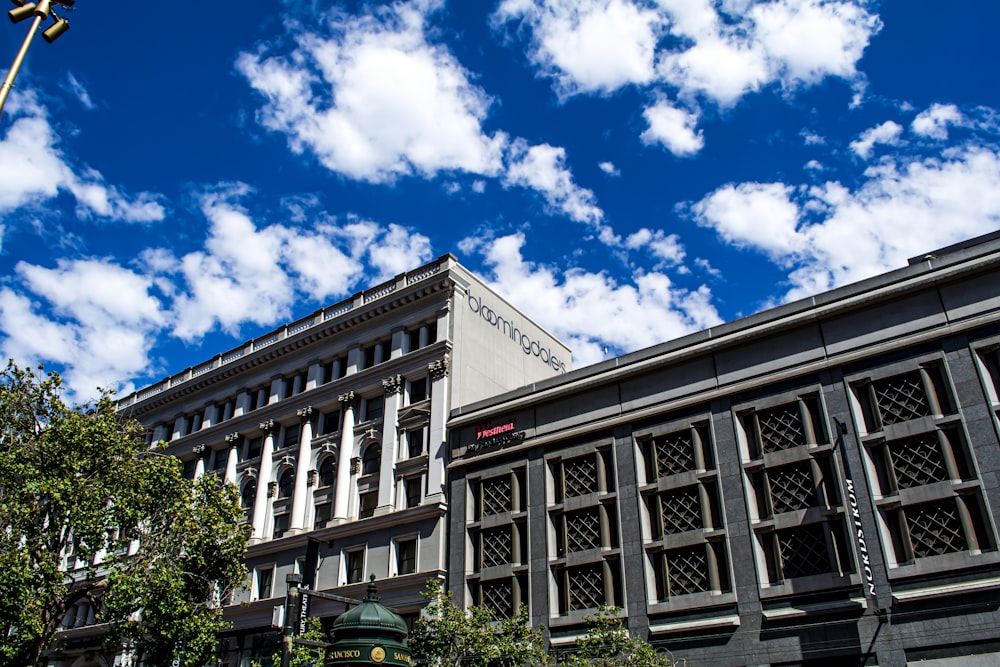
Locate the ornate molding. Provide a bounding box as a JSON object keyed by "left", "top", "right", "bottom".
{"left": 350, "top": 456, "right": 361, "bottom": 475}
{"left": 307, "top": 470, "right": 318, "bottom": 487}
{"left": 428, "top": 354, "right": 450, "bottom": 380}
{"left": 267, "top": 481, "right": 278, "bottom": 498}
{"left": 338, "top": 391, "right": 358, "bottom": 408}
{"left": 192, "top": 443, "right": 207, "bottom": 458}
{"left": 259, "top": 419, "right": 277, "bottom": 435}
{"left": 225, "top": 432, "right": 241, "bottom": 447}
{"left": 382, "top": 374, "right": 404, "bottom": 396}
{"left": 296, "top": 406, "right": 313, "bottom": 420}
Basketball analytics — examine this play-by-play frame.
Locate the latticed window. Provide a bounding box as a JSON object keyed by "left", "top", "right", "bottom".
{"left": 554, "top": 449, "right": 614, "bottom": 502}
{"left": 748, "top": 456, "right": 838, "bottom": 519}
{"left": 759, "top": 522, "right": 850, "bottom": 583}
{"left": 656, "top": 487, "right": 702, "bottom": 536}
{"left": 483, "top": 476, "right": 512, "bottom": 516}
{"left": 854, "top": 365, "right": 954, "bottom": 433}
{"left": 643, "top": 423, "right": 714, "bottom": 480}
{"left": 742, "top": 395, "right": 826, "bottom": 459}
{"left": 651, "top": 544, "right": 727, "bottom": 600}
{"left": 884, "top": 496, "right": 995, "bottom": 564}
{"left": 473, "top": 469, "right": 525, "bottom": 519}
{"left": 559, "top": 563, "right": 611, "bottom": 613}
{"left": 565, "top": 508, "right": 602, "bottom": 553}
{"left": 481, "top": 526, "right": 513, "bottom": 568}
{"left": 768, "top": 462, "right": 818, "bottom": 514}
{"left": 480, "top": 580, "right": 514, "bottom": 618}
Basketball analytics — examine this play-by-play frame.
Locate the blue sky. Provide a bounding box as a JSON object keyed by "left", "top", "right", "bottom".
{"left": 1, "top": 0, "right": 999, "bottom": 400}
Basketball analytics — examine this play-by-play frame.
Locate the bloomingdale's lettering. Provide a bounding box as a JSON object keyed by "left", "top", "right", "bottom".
{"left": 468, "top": 292, "right": 567, "bottom": 373}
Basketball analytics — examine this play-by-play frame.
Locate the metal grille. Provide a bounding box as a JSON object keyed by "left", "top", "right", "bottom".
{"left": 482, "top": 527, "right": 512, "bottom": 568}
{"left": 666, "top": 546, "right": 710, "bottom": 596}
{"left": 758, "top": 403, "right": 806, "bottom": 453}
{"left": 769, "top": 462, "right": 816, "bottom": 514}
{"left": 659, "top": 487, "right": 702, "bottom": 534}
{"left": 777, "top": 525, "right": 831, "bottom": 579}
{"left": 907, "top": 500, "right": 967, "bottom": 558}
{"left": 481, "top": 580, "right": 513, "bottom": 618}
{"left": 482, "top": 476, "right": 512, "bottom": 516}
{"left": 890, "top": 434, "right": 948, "bottom": 489}
{"left": 567, "top": 564, "right": 605, "bottom": 611}
{"left": 564, "top": 456, "right": 599, "bottom": 498}
{"left": 652, "top": 431, "right": 695, "bottom": 477}
{"left": 566, "top": 509, "right": 602, "bottom": 552}
{"left": 874, "top": 371, "right": 930, "bottom": 426}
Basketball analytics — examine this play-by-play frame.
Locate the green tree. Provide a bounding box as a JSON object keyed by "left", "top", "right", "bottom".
{"left": 560, "top": 605, "right": 672, "bottom": 667}
{"left": 409, "top": 579, "right": 548, "bottom": 667}
{"left": 0, "top": 362, "right": 250, "bottom": 667}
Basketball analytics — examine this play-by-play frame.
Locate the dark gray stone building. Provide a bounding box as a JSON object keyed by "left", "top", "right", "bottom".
{"left": 447, "top": 234, "right": 1000, "bottom": 666}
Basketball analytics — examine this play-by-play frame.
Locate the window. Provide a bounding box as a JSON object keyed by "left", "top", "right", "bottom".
{"left": 396, "top": 539, "right": 417, "bottom": 575}
{"left": 256, "top": 566, "right": 274, "bottom": 599}
{"left": 273, "top": 514, "right": 289, "bottom": 539}
{"left": 241, "top": 481, "right": 256, "bottom": 521}
{"left": 278, "top": 469, "right": 294, "bottom": 499}
{"left": 404, "top": 476, "right": 422, "bottom": 508}
{"left": 246, "top": 437, "right": 263, "bottom": 459}
{"left": 282, "top": 425, "right": 300, "bottom": 450}
{"left": 212, "top": 449, "right": 228, "bottom": 472}
{"left": 359, "top": 491, "right": 378, "bottom": 519}
{"left": 364, "top": 396, "right": 384, "bottom": 422}
{"left": 405, "top": 429, "right": 424, "bottom": 458}
{"left": 320, "top": 409, "right": 341, "bottom": 436}
{"left": 314, "top": 502, "right": 332, "bottom": 529}
{"left": 318, "top": 457, "right": 336, "bottom": 488}
{"left": 409, "top": 377, "right": 427, "bottom": 403}
{"left": 361, "top": 444, "right": 381, "bottom": 476}
{"left": 182, "top": 458, "right": 197, "bottom": 480}
{"left": 346, "top": 549, "right": 365, "bottom": 584}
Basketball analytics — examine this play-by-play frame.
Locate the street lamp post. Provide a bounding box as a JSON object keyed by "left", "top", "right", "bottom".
{"left": 0, "top": 0, "right": 74, "bottom": 118}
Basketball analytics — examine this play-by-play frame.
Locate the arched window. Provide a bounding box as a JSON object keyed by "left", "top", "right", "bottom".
{"left": 241, "top": 481, "right": 256, "bottom": 520}
{"left": 278, "top": 469, "right": 294, "bottom": 499}
{"left": 319, "top": 456, "right": 336, "bottom": 488}
{"left": 362, "top": 444, "right": 381, "bottom": 476}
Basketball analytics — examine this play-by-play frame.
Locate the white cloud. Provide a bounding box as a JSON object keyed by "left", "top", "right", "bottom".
{"left": 64, "top": 72, "right": 96, "bottom": 111}
{"left": 237, "top": 1, "right": 505, "bottom": 183}
{"left": 850, "top": 120, "right": 903, "bottom": 159}
{"left": 0, "top": 259, "right": 164, "bottom": 399}
{"left": 691, "top": 181, "right": 805, "bottom": 260}
{"left": 911, "top": 103, "right": 964, "bottom": 140}
{"left": 641, "top": 100, "right": 704, "bottom": 156}
{"left": 598, "top": 161, "right": 620, "bottom": 177}
{"left": 494, "top": 0, "right": 661, "bottom": 96}
{"left": 465, "top": 232, "right": 722, "bottom": 366}
{"left": 0, "top": 91, "right": 165, "bottom": 223}
{"left": 504, "top": 139, "right": 614, "bottom": 241}
{"left": 625, "top": 228, "right": 687, "bottom": 267}
{"left": 692, "top": 142, "right": 1000, "bottom": 300}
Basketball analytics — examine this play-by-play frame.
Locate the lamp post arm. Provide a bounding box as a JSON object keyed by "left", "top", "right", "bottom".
{"left": 0, "top": 0, "right": 53, "bottom": 119}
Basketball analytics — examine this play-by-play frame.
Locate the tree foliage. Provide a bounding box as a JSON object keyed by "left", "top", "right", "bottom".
{"left": 560, "top": 606, "right": 672, "bottom": 667}
{"left": 409, "top": 579, "right": 548, "bottom": 667}
{"left": 0, "top": 362, "right": 250, "bottom": 667}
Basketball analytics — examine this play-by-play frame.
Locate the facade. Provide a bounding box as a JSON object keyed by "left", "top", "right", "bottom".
{"left": 447, "top": 234, "right": 1000, "bottom": 667}
{"left": 53, "top": 254, "right": 570, "bottom": 667}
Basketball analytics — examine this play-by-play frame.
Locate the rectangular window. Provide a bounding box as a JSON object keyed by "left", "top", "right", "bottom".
{"left": 273, "top": 514, "right": 289, "bottom": 539}
{"left": 247, "top": 437, "right": 262, "bottom": 459}
{"left": 396, "top": 539, "right": 417, "bottom": 575}
{"left": 256, "top": 566, "right": 274, "bottom": 599}
{"left": 405, "top": 476, "right": 422, "bottom": 508}
{"left": 212, "top": 449, "right": 228, "bottom": 471}
{"left": 314, "top": 502, "right": 332, "bottom": 529}
{"left": 359, "top": 491, "right": 378, "bottom": 519}
{"left": 346, "top": 549, "right": 365, "bottom": 584}
{"left": 320, "top": 409, "right": 341, "bottom": 436}
{"left": 406, "top": 429, "right": 424, "bottom": 458}
{"left": 364, "top": 396, "right": 384, "bottom": 422}
{"left": 282, "top": 425, "right": 299, "bottom": 450}
{"left": 409, "top": 378, "right": 427, "bottom": 403}
{"left": 182, "top": 458, "right": 197, "bottom": 480}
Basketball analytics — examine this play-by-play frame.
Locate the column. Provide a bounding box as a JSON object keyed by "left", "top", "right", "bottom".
{"left": 425, "top": 355, "right": 450, "bottom": 501}
{"left": 333, "top": 392, "right": 357, "bottom": 520}
{"left": 193, "top": 444, "right": 207, "bottom": 479}
{"left": 377, "top": 376, "right": 404, "bottom": 512}
{"left": 251, "top": 420, "right": 277, "bottom": 540}
{"left": 224, "top": 432, "right": 241, "bottom": 485}
{"left": 290, "top": 407, "right": 314, "bottom": 531}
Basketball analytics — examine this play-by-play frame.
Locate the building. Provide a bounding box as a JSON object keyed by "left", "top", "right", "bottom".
{"left": 446, "top": 234, "right": 1000, "bottom": 667}
{"left": 91, "top": 255, "right": 570, "bottom": 667}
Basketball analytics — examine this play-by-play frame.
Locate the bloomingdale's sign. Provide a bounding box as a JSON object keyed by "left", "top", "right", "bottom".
{"left": 468, "top": 292, "right": 568, "bottom": 373}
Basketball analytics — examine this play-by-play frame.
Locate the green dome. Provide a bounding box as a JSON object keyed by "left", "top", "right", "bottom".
{"left": 331, "top": 576, "right": 408, "bottom": 641}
